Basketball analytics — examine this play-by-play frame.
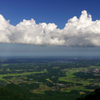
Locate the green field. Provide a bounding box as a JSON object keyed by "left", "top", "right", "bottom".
{"left": 59, "top": 66, "right": 100, "bottom": 92}
{"left": 0, "top": 71, "right": 47, "bottom": 80}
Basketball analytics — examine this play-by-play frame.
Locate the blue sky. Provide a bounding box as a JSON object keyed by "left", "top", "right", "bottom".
{"left": 0, "top": 0, "right": 100, "bottom": 57}
{"left": 1, "top": 0, "right": 100, "bottom": 28}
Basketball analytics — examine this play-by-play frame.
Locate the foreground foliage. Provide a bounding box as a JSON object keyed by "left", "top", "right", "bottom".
{"left": 0, "top": 87, "right": 31, "bottom": 100}
{"left": 0, "top": 83, "right": 80, "bottom": 100}
{"left": 0, "top": 83, "right": 100, "bottom": 100}
{"left": 76, "top": 88, "right": 100, "bottom": 100}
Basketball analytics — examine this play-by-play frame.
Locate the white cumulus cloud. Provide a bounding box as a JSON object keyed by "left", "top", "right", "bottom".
{"left": 0, "top": 10, "right": 100, "bottom": 47}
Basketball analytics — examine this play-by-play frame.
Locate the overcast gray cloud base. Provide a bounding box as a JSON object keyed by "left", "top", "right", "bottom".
{"left": 0, "top": 10, "right": 100, "bottom": 47}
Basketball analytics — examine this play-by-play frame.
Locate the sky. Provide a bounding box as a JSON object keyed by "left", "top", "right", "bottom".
{"left": 0, "top": 0, "right": 100, "bottom": 57}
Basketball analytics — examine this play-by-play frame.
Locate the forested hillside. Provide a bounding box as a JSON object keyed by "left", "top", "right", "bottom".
{"left": 0, "top": 83, "right": 80, "bottom": 100}
{"left": 0, "top": 86, "right": 31, "bottom": 100}
{"left": 0, "top": 83, "right": 100, "bottom": 100}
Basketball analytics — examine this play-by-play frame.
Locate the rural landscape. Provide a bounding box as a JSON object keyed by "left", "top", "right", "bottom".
{"left": 0, "top": 0, "right": 100, "bottom": 100}
{"left": 0, "top": 57, "right": 100, "bottom": 100}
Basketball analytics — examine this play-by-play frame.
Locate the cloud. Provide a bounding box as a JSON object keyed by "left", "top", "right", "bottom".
{"left": 0, "top": 10, "right": 100, "bottom": 47}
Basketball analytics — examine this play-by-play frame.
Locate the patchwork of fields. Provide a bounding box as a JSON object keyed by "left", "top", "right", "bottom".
{"left": 0, "top": 58, "right": 100, "bottom": 99}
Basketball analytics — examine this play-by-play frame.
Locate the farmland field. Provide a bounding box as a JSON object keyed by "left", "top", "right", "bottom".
{"left": 0, "top": 57, "right": 100, "bottom": 100}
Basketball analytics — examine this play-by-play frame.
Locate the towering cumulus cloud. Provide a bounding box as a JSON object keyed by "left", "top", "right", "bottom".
{"left": 0, "top": 10, "right": 100, "bottom": 46}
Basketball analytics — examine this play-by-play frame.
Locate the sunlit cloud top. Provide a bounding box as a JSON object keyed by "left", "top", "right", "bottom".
{"left": 0, "top": 10, "right": 100, "bottom": 47}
